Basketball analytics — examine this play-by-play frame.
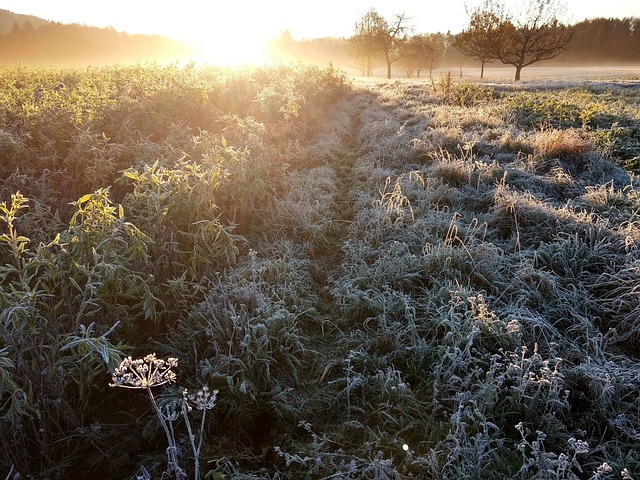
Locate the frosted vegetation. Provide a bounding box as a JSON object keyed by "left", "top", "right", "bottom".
{"left": 0, "top": 64, "right": 639, "bottom": 479}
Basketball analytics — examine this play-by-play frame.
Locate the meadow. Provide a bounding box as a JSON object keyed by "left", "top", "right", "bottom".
{"left": 0, "top": 63, "right": 639, "bottom": 480}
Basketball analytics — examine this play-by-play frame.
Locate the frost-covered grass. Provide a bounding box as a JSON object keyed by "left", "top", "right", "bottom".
{"left": 317, "top": 77, "right": 640, "bottom": 479}
{"left": 1, "top": 66, "right": 639, "bottom": 479}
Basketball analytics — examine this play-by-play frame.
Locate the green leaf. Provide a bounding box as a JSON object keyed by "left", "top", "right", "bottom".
{"left": 77, "top": 193, "right": 94, "bottom": 205}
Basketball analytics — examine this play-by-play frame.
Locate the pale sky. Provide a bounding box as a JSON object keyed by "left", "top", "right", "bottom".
{"left": 1, "top": 0, "right": 638, "bottom": 64}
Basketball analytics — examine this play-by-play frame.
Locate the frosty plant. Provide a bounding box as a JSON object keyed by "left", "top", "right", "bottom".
{"left": 110, "top": 354, "right": 185, "bottom": 479}
{"left": 182, "top": 386, "right": 218, "bottom": 480}
{"left": 110, "top": 354, "right": 218, "bottom": 480}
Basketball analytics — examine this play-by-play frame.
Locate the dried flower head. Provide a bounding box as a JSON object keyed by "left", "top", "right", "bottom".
{"left": 568, "top": 437, "right": 590, "bottom": 455}
{"left": 183, "top": 385, "right": 218, "bottom": 411}
{"left": 621, "top": 468, "right": 634, "bottom": 480}
{"left": 592, "top": 463, "right": 613, "bottom": 478}
{"left": 109, "top": 354, "right": 178, "bottom": 389}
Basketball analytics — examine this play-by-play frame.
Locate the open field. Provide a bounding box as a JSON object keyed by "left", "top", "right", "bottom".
{"left": 0, "top": 64, "right": 639, "bottom": 479}
{"left": 447, "top": 65, "right": 640, "bottom": 82}
{"left": 355, "top": 65, "right": 640, "bottom": 83}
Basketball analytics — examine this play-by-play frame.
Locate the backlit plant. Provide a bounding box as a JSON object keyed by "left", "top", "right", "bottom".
{"left": 110, "top": 355, "right": 218, "bottom": 480}
{"left": 110, "top": 354, "right": 184, "bottom": 478}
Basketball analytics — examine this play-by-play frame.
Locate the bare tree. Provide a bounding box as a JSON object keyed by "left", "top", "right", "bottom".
{"left": 459, "top": 0, "right": 572, "bottom": 81}
{"left": 454, "top": 1, "right": 503, "bottom": 78}
{"left": 379, "top": 13, "right": 412, "bottom": 79}
{"left": 457, "top": 56, "right": 465, "bottom": 78}
{"left": 349, "top": 9, "right": 412, "bottom": 79}
{"left": 497, "top": 0, "right": 572, "bottom": 80}
{"left": 347, "top": 37, "right": 376, "bottom": 76}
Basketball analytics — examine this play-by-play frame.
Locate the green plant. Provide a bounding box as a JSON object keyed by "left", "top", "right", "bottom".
{"left": 3, "top": 63, "right": 640, "bottom": 479}
{"left": 453, "top": 81, "right": 495, "bottom": 107}
{"left": 0, "top": 192, "right": 30, "bottom": 272}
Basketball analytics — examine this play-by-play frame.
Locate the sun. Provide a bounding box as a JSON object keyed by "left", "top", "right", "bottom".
{"left": 190, "top": 34, "right": 271, "bottom": 67}
{"left": 168, "top": 4, "right": 283, "bottom": 67}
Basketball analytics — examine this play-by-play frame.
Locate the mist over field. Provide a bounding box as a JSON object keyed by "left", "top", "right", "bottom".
{"left": 0, "top": 6, "right": 639, "bottom": 74}
{"left": 421, "top": 65, "right": 640, "bottom": 82}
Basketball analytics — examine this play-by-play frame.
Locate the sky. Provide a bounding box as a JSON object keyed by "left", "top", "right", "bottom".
{"left": 1, "top": 0, "right": 639, "bottom": 64}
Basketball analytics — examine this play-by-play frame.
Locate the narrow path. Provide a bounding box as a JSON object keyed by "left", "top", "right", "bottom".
{"left": 324, "top": 94, "right": 363, "bottom": 270}
{"left": 299, "top": 88, "right": 371, "bottom": 416}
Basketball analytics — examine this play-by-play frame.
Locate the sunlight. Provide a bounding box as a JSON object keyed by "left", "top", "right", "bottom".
{"left": 190, "top": 36, "right": 271, "bottom": 67}
{"left": 169, "top": 4, "right": 282, "bottom": 67}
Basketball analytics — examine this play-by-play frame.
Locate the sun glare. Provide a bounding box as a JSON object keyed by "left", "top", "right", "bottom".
{"left": 190, "top": 35, "right": 271, "bottom": 67}
{"left": 171, "top": 4, "right": 283, "bottom": 67}
{"left": 2, "top": 1, "right": 295, "bottom": 67}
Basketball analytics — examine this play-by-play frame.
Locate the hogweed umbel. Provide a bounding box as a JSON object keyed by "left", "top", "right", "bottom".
{"left": 110, "top": 353, "right": 178, "bottom": 389}
{"left": 182, "top": 386, "right": 218, "bottom": 480}
{"left": 110, "top": 354, "right": 185, "bottom": 479}
{"left": 110, "top": 354, "right": 218, "bottom": 480}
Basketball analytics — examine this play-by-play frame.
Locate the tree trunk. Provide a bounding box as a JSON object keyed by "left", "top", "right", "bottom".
{"left": 514, "top": 65, "right": 522, "bottom": 81}
{"left": 384, "top": 52, "right": 392, "bottom": 79}
{"left": 480, "top": 60, "right": 485, "bottom": 79}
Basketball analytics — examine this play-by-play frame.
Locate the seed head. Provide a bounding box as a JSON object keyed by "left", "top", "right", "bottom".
{"left": 109, "top": 354, "right": 178, "bottom": 389}
{"left": 184, "top": 385, "right": 218, "bottom": 411}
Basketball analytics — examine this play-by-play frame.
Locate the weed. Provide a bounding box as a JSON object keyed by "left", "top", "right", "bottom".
{"left": 111, "top": 354, "right": 219, "bottom": 480}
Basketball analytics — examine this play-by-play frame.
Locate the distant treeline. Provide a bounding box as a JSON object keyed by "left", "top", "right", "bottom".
{"left": 0, "top": 21, "right": 196, "bottom": 67}
{"left": 270, "top": 17, "right": 640, "bottom": 71}
{"left": 563, "top": 17, "right": 640, "bottom": 63}
{"left": 0, "top": 15, "right": 638, "bottom": 70}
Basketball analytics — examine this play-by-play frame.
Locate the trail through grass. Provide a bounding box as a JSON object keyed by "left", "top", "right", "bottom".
{"left": 266, "top": 78, "right": 640, "bottom": 478}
